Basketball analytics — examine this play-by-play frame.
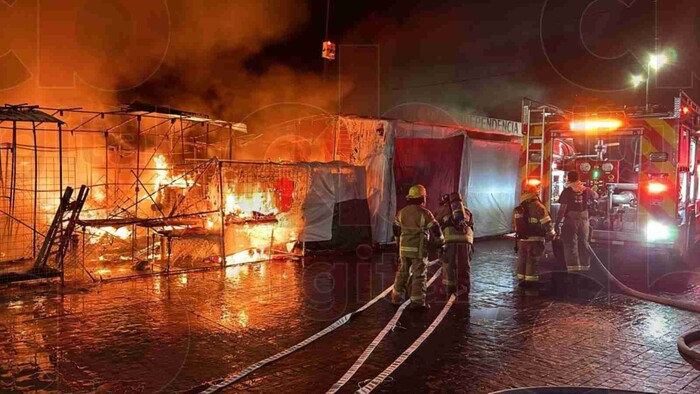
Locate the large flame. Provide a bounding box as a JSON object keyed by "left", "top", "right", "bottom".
{"left": 224, "top": 187, "right": 278, "bottom": 218}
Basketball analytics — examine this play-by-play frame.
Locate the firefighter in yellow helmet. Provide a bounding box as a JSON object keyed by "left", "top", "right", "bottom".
{"left": 435, "top": 192, "right": 474, "bottom": 297}
{"left": 391, "top": 184, "right": 445, "bottom": 310}
{"left": 514, "top": 183, "right": 555, "bottom": 286}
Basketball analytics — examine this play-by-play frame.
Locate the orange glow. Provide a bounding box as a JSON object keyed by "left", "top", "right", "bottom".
{"left": 91, "top": 188, "right": 106, "bottom": 202}
{"left": 683, "top": 106, "right": 690, "bottom": 115}
{"left": 526, "top": 178, "right": 542, "bottom": 187}
{"left": 226, "top": 248, "right": 269, "bottom": 265}
{"left": 647, "top": 181, "right": 668, "bottom": 194}
{"left": 569, "top": 119, "right": 623, "bottom": 132}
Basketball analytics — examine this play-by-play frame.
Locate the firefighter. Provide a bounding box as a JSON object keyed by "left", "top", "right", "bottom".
{"left": 514, "top": 183, "right": 555, "bottom": 285}
{"left": 435, "top": 192, "right": 474, "bottom": 297}
{"left": 555, "top": 170, "right": 599, "bottom": 273}
{"left": 391, "top": 184, "right": 445, "bottom": 310}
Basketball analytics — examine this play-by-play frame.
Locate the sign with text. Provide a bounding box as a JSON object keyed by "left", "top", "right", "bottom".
{"left": 462, "top": 115, "right": 522, "bottom": 137}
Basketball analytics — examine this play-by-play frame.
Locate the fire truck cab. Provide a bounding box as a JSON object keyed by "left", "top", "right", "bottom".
{"left": 521, "top": 91, "right": 700, "bottom": 260}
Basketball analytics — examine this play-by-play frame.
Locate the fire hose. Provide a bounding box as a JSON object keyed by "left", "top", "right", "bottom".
{"left": 327, "top": 265, "right": 451, "bottom": 393}
{"left": 585, "top": 244, "right": 700, "bottom": 365}
{"left": 199, "top": 260, "right": 442, "bottom": 394}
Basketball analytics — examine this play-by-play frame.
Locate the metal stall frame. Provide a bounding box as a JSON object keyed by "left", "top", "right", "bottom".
{"left": 0, "top": 102, "right": 247, "bottom": 284}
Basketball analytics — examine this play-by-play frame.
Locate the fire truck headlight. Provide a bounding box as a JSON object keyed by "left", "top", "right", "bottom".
{"left": 646, "top": 221, "right": 674, "bottom": 242}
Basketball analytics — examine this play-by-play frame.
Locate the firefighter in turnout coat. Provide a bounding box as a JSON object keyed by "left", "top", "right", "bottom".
{"left": 514, "top": 184, "right": 555, "bottom": 285}
{"left": 435, "top": 192, "right": 474, "bottom": 297}
{"left": 391, "top": 185, "right": 445, "bottom": 309}
{"left": 555, "top": 170, "right": 598, "bottom": 273}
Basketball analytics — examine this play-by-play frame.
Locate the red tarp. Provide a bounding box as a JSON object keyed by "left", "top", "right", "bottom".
{"left": 393, "top": 136, "right": 464, "bottom": 213}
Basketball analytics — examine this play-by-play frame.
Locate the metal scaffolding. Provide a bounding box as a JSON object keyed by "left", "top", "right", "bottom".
{"left": 0, "top": 102, "right": 268, "bottom": 284}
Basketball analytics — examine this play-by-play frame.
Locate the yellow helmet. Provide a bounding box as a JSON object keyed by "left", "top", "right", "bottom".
{"left": 522, "top": 183, "right": 540, "bottom": 194}
{"left": 407, "top": 184, "right": 427, "bottom": 199}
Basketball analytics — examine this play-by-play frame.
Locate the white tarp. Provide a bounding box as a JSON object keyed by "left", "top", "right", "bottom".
{"left": 464, "top": 139, "right": 521, "bottom": 237}
{"left": 300, "top": 162, "right": 367, "bottom": 242}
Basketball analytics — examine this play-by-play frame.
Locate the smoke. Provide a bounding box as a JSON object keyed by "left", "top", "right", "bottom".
{"left": 118, "top": 0, "right": 345, "bottom": 126}
{"left": 0, "top": 1, "right": 342, "bottom": 121}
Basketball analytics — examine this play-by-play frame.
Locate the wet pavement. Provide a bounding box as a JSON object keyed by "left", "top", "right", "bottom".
{"left": 1, "top": 239, "right": 700, "bottom": 393}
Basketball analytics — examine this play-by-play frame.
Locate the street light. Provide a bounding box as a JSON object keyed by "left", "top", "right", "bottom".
{"left": 643, "top": 52, "right": 669, "bottom": 111}
{"left": 648, "top": 54, "right": 668, "bottom": 71}
{"left": 631, "top": 75, "right": 645, "bottom": 88}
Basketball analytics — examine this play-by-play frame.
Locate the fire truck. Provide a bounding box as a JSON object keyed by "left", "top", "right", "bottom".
{"left": 521, "top": 91, "right": 700, "bottom": 260}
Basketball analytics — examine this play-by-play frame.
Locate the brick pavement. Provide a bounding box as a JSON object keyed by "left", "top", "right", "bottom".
{"left": 0, "top": 240, "right": 699, "bottom": 393}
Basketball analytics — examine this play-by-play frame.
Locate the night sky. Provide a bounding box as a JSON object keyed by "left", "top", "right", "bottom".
{"left": 1, "top": 0, "right": 699, "bottom": 124}
{"left": 240, "top": 0, "right": 700, "bottom": 121}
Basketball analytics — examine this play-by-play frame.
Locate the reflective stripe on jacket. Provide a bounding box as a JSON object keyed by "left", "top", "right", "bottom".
{"left": 518, "top": 198, "right": 555, "bottom": 240}
{"left": 394, "top": 204, "right": 444, "bottom": 258}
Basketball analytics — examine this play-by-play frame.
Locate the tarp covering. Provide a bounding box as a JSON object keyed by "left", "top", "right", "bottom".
{"left": 300, "top": 162, "right": 369, "bottom": 242}
{"left": 339, "top": 116, "right": 521, "bottom": 243}
{"left": 340, "top": 117, "right": 394, "bottom": 244}
{"left": 303, "top": 199, "right": 373, "bottom": 252}
{"left": 393, "top": 136, "right": 465, "bottom": 213}
{"left": 464, "top": 139, "right": 521, "bottom": 237}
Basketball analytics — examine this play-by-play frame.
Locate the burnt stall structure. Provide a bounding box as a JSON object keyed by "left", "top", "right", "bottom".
{"left": 0, "top": 105, "right": 67, "bottom": 282}
{"left": 0, "top": 102, "right": 308, "bottom": 284}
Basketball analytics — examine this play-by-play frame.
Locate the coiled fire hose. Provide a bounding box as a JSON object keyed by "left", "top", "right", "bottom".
{"left": 585, "top": 244, "right": 700, "bottom": 365}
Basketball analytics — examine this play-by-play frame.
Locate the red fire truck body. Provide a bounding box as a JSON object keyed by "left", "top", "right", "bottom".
{"left": 521, "top": 91, "right": 700, "bottom": 259}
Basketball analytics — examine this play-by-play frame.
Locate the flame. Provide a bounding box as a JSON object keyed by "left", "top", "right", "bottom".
{"left": 224, "top": 187, "right": 278, "bottom": 218}
{"left": 86, "top": 226, "right": 132, "bottom": 244}
{"left": 225, "top": 248, "right": 268, "bottom": 265}
{"left": 153, "top": 155, "right": 194, "bottom": 192}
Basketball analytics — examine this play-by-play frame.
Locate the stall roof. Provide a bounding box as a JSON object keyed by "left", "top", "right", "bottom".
{"left": 0, "top": 105, "right": 64, "bottom": 124}
{"left": 123, "top": 101, "right": 247, "bottom": 132}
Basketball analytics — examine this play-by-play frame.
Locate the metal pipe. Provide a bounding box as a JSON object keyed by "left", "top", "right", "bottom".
{"left": 268, "top": 227, "right": 274, "bottom": 263}
{"left": 218, "top": 160, "right": 227, "bottom": 267}
{"left": 228, "top": 125, "right": 233, "bottom": 160}
{"left": 32, "top": 122, "right": 38, "bottom": 257}
{"left": 133, "top": 116, "right": 141, "bottom": 261}
{"left": 10, "top": 121, "right": 16, "bottom": 217}
{"left": 180, "top": 118, "right": 185, "bottom": 164}
{"left": 332, "top": 116, "right": 338, "bottom": 160}
{"left": 105, "top": 132, "right": 109, "bottom": 207}
{"left": 58, "top": 123, "right": 63, "bottom": 198}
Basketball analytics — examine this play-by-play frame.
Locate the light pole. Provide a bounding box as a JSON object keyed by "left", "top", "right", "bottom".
{"left": 645, "top": 53, "right": 667, "bottom": 111}
{"left": 632, "top": 53, "right": 668, "bottom": 112}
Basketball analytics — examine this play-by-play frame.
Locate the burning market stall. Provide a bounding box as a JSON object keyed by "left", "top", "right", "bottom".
{"left": 0, "top": 102, "right": 301, "bottom": 284}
